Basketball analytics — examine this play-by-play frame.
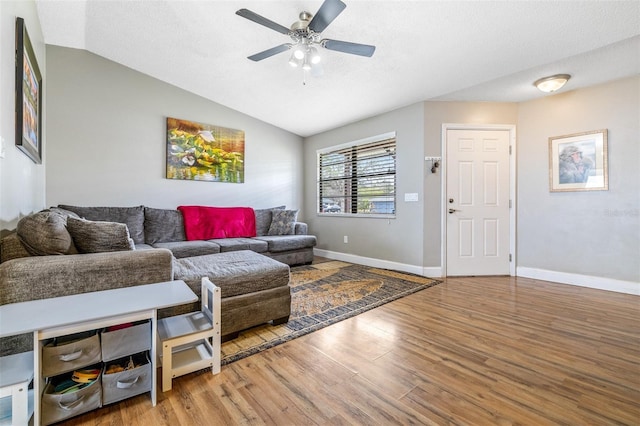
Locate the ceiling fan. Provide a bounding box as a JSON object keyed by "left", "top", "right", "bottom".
{"left": 236, "top": 0, "right": 375, "bottom": 70}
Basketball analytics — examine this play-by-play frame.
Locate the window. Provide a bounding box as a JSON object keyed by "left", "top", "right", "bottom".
{"left": 317, "top": 132, "right": 396, "bottom": 216}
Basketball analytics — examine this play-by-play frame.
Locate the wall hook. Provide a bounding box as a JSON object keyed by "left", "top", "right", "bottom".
{"left": 425, "top": 156, "right": 442, "bottom": 174}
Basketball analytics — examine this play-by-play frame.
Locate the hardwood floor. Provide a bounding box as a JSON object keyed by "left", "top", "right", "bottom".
{"left": 64, "top": 274, "right": 639, "bottom": 425}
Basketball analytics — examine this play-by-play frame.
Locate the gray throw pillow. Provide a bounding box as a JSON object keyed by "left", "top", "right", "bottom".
{"left": 67, "top": 217, "right": 135, "bottom": 253}
{"left": 49, "top": 206, "right": 80, "bottom": 220}
{"left": 16, "top": 209, "right": 76, "bottom": 256}
{"left": 255, "top": 206, "right": 286, "bottom": 236}
{"left": 58, "top": 205, "right": 145, "bottom": 244}
{"left": 267, "top": 209, "right": 299, "bottom": 236}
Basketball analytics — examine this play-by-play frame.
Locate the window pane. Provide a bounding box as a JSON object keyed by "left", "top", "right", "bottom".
{"left": 318, "top": 135, "right": 396, "bottom": 216}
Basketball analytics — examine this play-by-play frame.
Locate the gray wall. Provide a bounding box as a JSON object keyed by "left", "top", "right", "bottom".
{"left": 0, "top": 0, "right": 46, "bottom": 234}
{"left": 45, "top": 46, "right": 304, "bottom": 213}
{"left": 304, "top": 103, "right": 425, "bottom": 269}
{"left": 303, "top": 100, "right": 517, "bottom": 272}
{"left": 517, "top": 76, "right": 639, "bottom": 282}
{"left": 305, "top": 78, "right": 639, "bottom": 285}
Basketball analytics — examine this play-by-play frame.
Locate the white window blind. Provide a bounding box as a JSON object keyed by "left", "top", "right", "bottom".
{"left": 317, "top": 133, "right": 396, "bottom": 216}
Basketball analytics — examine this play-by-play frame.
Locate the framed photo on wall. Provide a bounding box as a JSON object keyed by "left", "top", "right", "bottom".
{"left": 15, "top": 17, "right": 43, "bottom": 164}
{"left": 549, "top": 129, "right": 608, "bottom": 192}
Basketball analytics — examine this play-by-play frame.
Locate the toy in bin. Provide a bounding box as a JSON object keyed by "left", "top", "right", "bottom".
{"left": 105, "top": 355, "right": 144, "bottom": 374}
{"left": 54, "top": 368, "right": 100, "bottom": 394}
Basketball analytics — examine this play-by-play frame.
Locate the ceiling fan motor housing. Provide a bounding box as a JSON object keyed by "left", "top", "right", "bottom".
{"left": 290, "top": 12, "right": 313, "bottom": 34}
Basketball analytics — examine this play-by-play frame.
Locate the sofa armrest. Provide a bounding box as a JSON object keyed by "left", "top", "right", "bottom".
{"left": 294, "top": 222, "right": 308, "bottom": 235}
{"left": 0, "top": 248, "right": 174, "bottom": 305}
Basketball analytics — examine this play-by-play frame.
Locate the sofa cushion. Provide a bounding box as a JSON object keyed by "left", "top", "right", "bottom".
{"left": 254, "top": 206, "right": 285, "bottom": 236}
{"left": 209, "top": 238, "right": 268, "bottom": 253}
{"left": 67, "top": 217, "right": 135, "bottom": 253}
{"left": 294, "top": 222, "right": 308, "bottom": 235}
{"left": 59, "top": 205, "right": 145, "bottom": 244}
{"left": 267, "top": 210, "right": 299, "bottom": 236}
{"left": 0, "top": 233, "right": 32, "bottom": 263}
{"left": 16, "top": 209, "right": 76, "bottom": 256}
{"left": 133, "top": 243, "right": 155, "bottom": 250}
{"left": 144, "top": 207, "right": 185, "bottom": 244}
{"left": 254, "top": 235, "right": 317, "bottom": 253}
{"left": 151, "top": 240, "right": 220, "bottom": 259}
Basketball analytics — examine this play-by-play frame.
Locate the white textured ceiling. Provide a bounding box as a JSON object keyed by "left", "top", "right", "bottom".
{"left": 35, "top": 0, "right": 640, "bottom": 137}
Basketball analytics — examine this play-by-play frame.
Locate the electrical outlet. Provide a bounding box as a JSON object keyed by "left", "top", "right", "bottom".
{"left": 343, "top": 236, "right": 348, "bottom": 244}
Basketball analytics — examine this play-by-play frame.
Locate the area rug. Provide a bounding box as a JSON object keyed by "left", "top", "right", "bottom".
{"left": 220, "top": 260, "right": 441, "bottom": 365}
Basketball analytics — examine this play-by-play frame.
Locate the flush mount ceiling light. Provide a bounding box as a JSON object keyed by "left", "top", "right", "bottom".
{"left": 534, "top": 74, "right": 571, "bottom": 93}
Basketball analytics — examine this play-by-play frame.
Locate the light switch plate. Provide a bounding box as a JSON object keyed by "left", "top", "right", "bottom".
{"left": 404, "top": 193, "right": 419, "bottom": 202}
{"left": 0, "top": 137, "right": 6, "bottom": 158}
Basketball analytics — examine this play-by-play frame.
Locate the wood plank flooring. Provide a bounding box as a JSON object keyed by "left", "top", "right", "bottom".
{"left": 64, "top": 273, "right": 639, "bottom": 425}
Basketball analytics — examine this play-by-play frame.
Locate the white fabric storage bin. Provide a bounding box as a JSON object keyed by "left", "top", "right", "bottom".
{"left": 41, "top": 375, "right": 102, "bottom": 425}
{"left": 101, "top": 321, "right": 151, "bottom": 362}
{"left": 42, "top": 333, "right": 101, "bottom": 377}
{"left": 102, "top": 352, "right": 151, "bottom": 405}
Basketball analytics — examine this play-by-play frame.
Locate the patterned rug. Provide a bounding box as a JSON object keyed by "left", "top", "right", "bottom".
{"left": 220, "top": 260, "right": 441, "bottom": 365}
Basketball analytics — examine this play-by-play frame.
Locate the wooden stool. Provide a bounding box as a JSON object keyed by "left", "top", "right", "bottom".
{"left": 157, "top": 277, "right": 221, "bottom": 392}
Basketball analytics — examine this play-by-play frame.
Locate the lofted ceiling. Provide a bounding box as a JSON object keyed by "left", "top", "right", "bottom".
{"left": 35, "top": 0, "right": 640, "bottom": 137}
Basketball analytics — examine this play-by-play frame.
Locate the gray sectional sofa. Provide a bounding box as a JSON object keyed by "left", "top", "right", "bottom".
{"left": 62, "top": 204, "right": 317, "bottom": 265}
{"left": 0, "top": 205, "right": 316, "bottom": 356}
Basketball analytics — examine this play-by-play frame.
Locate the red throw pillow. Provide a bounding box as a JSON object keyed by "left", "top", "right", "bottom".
{"left": 177, "top": 206, "right": 256, "bottom": 240}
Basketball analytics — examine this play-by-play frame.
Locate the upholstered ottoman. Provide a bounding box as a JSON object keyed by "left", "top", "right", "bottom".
{"left": 167, "top": 250, "right": 291, "bottom": 339}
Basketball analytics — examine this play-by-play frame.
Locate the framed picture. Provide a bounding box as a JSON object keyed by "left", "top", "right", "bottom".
{"left": 15, "top": 17, "right": 42, "bottom": 164}
{"left": 166, "top": 117, "right": 245, "bottom": 183}
{"left": 549, "top": 129, "right": 608, "bottom": 192}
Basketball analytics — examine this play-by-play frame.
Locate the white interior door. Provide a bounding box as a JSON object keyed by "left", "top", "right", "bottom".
{"left": 446, "top": 129, "right": 511, "bottom": 276}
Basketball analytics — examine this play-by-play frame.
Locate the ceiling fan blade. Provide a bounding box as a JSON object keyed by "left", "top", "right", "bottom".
{"left": 322, "top": 39, "right": 376, "bottom": 57}
{"left": 236, "top": 9, "right": 290, "bottom": 35}
{"left": 247, "top": 44, "right": 291, "bottom": 61}
{"left": 308, "top": 0, "right": 346, "bottom": 33}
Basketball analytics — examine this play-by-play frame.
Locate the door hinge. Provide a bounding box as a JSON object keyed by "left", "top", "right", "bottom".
{"left": 509, "top": 254, "right": 512, "bottom": 262}
{"left": 509, "top": 145, "right": 512, "bottom": 155}
{"left": 509, "top": 199, "right": 512, "bottom": 208}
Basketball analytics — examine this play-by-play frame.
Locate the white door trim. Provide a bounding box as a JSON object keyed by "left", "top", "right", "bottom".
{"left": 441, "top": 123, "right": 517, "bottom": 276}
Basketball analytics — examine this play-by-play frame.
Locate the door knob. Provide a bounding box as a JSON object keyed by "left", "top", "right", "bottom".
{"left": 448, "top": 208, "right": 457, "bottom": 214}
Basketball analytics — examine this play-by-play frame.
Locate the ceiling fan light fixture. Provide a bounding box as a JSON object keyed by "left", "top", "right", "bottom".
{"left": 309, "top": 46, "right": 321, "bottom": 64}
{"left": 534, "top": 74, "right": 571, "bottom": 93}
{"left": 293, "top": 45, "right": 305, "bottom": 60}
{"left": 302, "top": 56, "right": 312, "bottom": 71}
{"left": 288, "top": 53, "right": 300, "bottom": 67}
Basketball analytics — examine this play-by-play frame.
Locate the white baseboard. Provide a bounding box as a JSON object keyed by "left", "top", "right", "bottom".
{"left": 313, "top": 249, "right": 442, "bottom": 278}
{"left": 313, "top": 250, "right": 638, "bottom": 295}
{"left": 517, "top": 267, "right": 640, "bottom": 295}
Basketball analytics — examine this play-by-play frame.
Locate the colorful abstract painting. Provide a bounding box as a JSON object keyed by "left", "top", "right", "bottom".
{"left": 166, "top": 117, "right": 245, "bottom": 183}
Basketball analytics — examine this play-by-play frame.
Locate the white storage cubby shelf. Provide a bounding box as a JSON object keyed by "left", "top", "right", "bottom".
{"left": 0, "top": 280, "right": 198, "bottom": 425}
{"left": 38, "top": 321, "right": 153, "bottom": 425}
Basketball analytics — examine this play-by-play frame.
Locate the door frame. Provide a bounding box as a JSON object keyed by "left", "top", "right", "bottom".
{"left": 440, "top": 123, "right": 517, "bottom": 276}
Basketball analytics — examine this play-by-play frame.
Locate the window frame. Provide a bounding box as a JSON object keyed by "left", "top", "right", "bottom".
{"left": 316, "top": 131, "right": 397, "bottom": 218}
